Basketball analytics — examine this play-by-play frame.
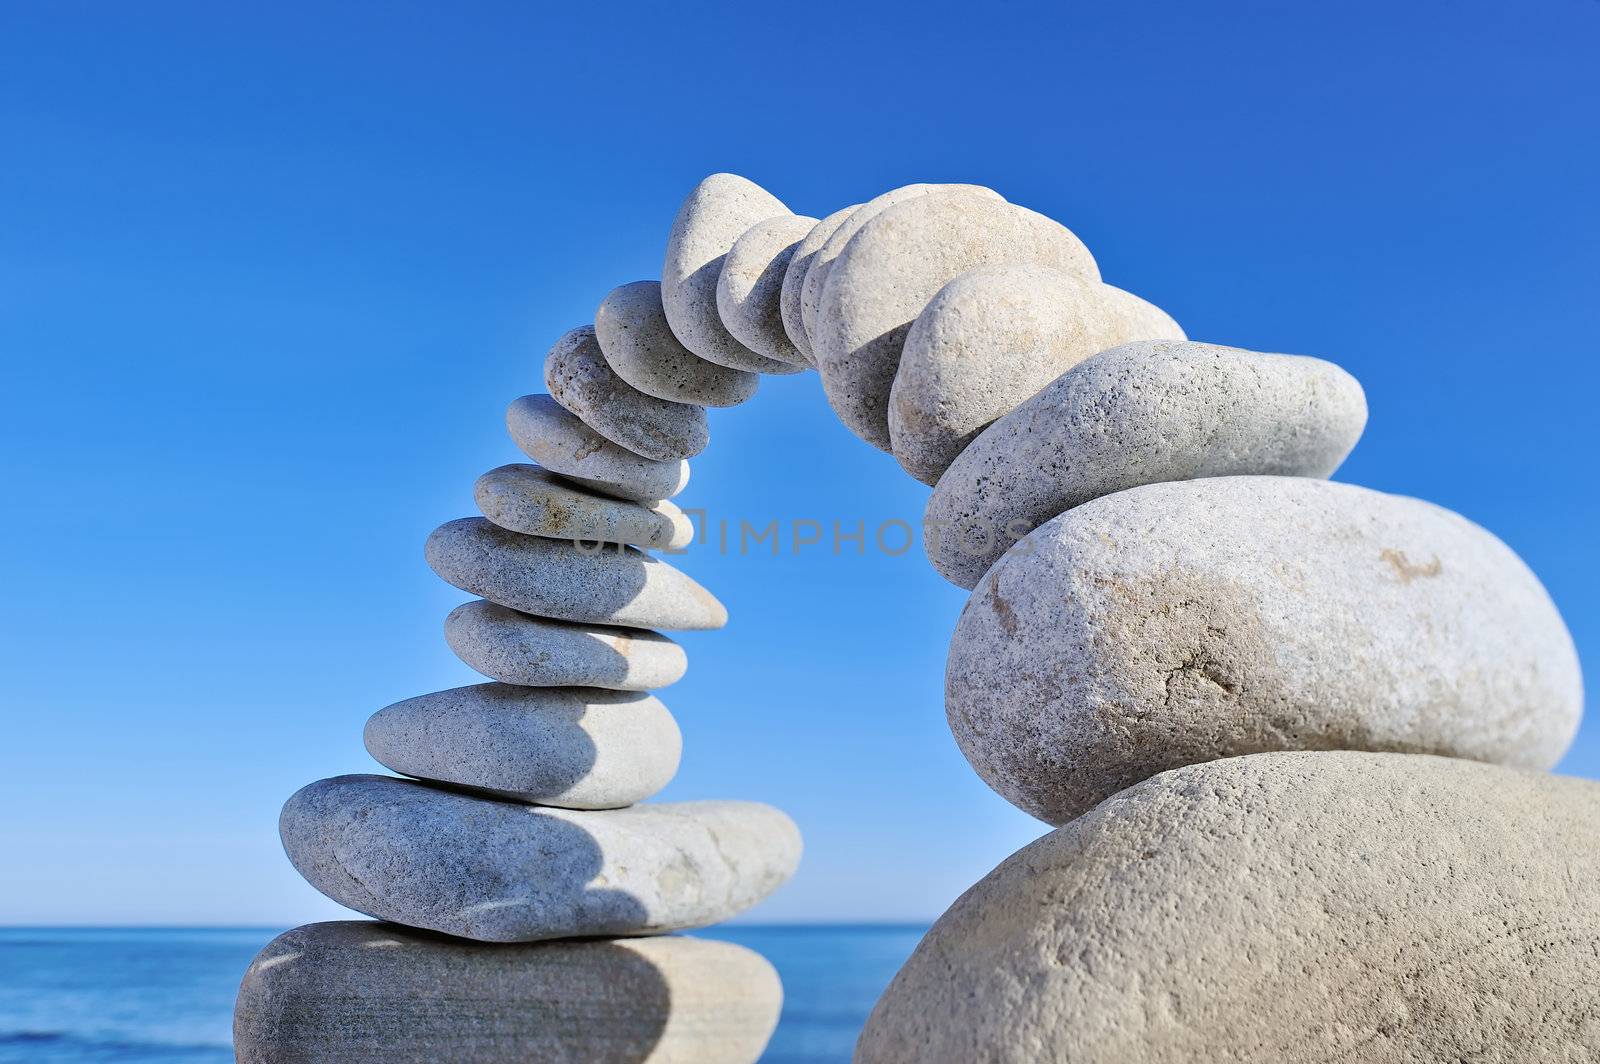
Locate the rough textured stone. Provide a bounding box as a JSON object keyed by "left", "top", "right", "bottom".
{"left": 716, "top": 215, "right": 816, "bottom": 366}
{"left": 445, "top": 600, "right": 687, "bottom": 690}
{"left": 948, "top": 476, "right": 1582, "bottom": 824}
{"left": 595, "top": 281, "right": 759, "bottom": 408}
{"left": 858, "top": 752, "right": 1600, "bottom": 1063}
{"left": 798, "top": 184, "right": 1004, "bottom": 352}
{"left": 779, "top": 204, "right": 857, "bottom": 361}
{"left": 890, "top": 266, "right": 1185, "bottom": 484}
{"left": 364, "top": 683, "right": 681, "bottom": 807}
{"left": 506, "top": 394, "right": 689, "bottom": 503}
{"left": 235, "top": 921, "right": 781, "bottom": 1064}
{"left": 660, "top": 174, "right": 801, "bottom": 375}
{"left": 924, "top": 341, "right": 1367, "bottom": 587}
{"left": 544, "top": 326, "right": 709, "bottom": 461}
{"left": 282, "top": 775, "right": 802, "bottom": 942}
{"left": 814, "top": 192, "right": 1100, "bottom": 450}
{"left": 426, "top": 518, "right": 726, "bottom": 631}
{"left": 475, "top": 464, "right": 693, "bottom": 551}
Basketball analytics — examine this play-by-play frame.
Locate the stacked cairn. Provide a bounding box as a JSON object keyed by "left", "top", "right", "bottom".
{"left": 238, "top": 173, "right": 1592, "bottom": 1063}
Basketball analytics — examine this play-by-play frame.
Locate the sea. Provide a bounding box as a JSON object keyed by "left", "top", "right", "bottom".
{"left": 0, "top": 924, "right": 927, "bottom": 1063}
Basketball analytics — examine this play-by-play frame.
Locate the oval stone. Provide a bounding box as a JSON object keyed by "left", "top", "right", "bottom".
{"left": 475, "top": 464, "right": 693, "bottom": 551}
{"left": 716, "top": 214, "right": 816, "bottom": 366}
{"left": 798, "top": 184, "right": 1004, "bottom": 351}
{"left": 889, "top": 266, "right": 1185, "bottom": 484}
{"left": 813, "top": 193, "right": 1100, "bottom": 450}
{"left": 947, "top": 476, "right": 1582, "bottom": 824}
{"left": 506, "top": 394, "right": 689, "bottom": 503}
{"left": 858, "top": 752, "right": 1600, "bottom": 1063}
{"left": 544, "top": 325, "right": 709, "bottom": 461}
{"left": 281, "top": 775, "right": 802, "bottom": 942}
{"left": 364, "top": 683, "right": 681, "bottom": 807}
{"left": 235, "top": 922, "right": 782, "bottom": 1064}
{"left": 594, "top": 281, "right": 758, "bottom": 408}
{"left": 924, "top": 340, "right": 1368, "bottom": 587}
{"left": 426, "top": 518, "right": 726, "bottom": 631}
{"left": 660, "top": 173, "right": 801, "bottom": 375}
{"left": 779, "top": 204, "right": 857, "bottom": 360}
{"left": 445, "top": 600, "right": 687, "bottom": 690}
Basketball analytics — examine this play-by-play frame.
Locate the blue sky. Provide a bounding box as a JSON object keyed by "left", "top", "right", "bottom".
{"left": 1, "top": 0, "right": 1596, "bottom": 924}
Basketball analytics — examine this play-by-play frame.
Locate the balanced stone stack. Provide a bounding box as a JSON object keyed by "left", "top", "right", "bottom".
{"left": 238, "top": 172, "right": 1593, "bottom": 1062}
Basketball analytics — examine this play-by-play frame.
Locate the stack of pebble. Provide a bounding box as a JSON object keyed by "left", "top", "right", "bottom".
{"left": 237, "top": 172, "right": 1592, "bottom": 1063}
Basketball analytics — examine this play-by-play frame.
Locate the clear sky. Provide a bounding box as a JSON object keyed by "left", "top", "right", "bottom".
{"left": 2, "top": 0, "right": 1596, "bottom": 925}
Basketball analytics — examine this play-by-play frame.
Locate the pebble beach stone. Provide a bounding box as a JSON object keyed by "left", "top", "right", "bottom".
{"left": 857, "top": 751, "right": 1600, "bottom": 1063}
{"left": 717, "top": 215, "right": 817, "bottom": 366}
{"left": 798, "top": 184, "right": 1004, "bottom": 352}
{"left": 281, "top": 775, "right": 802, "bottom": 942}
{"left": 595, "top": 281, "right": 759, "bottom": 408}
{"left": 475, "top": 464, "right": 693, "bottom": 551}
{"left": 813, "top": 192, "right": 1100, "bottom": 450}
{"left": 661, "top": 174, "right": 801, "bottom": 375}
{"left": 426, "top": 517, "right": 726, "bottom": 631}
{"left": 889, "top": 266, "right": 1185, "bottom": 484}
{"left": 924, "top": 340, "right": 1368, "bottom": 587}
{"left": 506, "top": 394, "right": 689, "bottom": 502}
{"left": 544, "top": 326, "right": 709, "bottom": 461}
{"left": 779, "top": 204, "right": 858, "bottom": 361}
{"left": 446, "top": 600, "right": 687, "bottom": 690}
{"left": 235, "top": 921, "right": 782, "bottom": 1064}
{"left": 364, "top": 683, "right": 681, "bottom": 807}
{"left": 947, "top": 476, "right": 1582, "bottom": 825}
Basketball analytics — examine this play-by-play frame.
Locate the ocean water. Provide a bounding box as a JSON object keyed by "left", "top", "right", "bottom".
{"left": 0, "top": 924, "right": 926, "bottom": 1063}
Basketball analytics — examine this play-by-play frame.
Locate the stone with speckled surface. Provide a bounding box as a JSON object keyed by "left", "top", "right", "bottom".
{"left": 717, "top": 215, "right": 816, "bottom": 366}
{"left": 595, "top": 281, "right": 759, "bottom": 408}
{"left": 281, "top": 774, "right": 801, "bottom": 942}
{"left": 506, "top": 394, "right": 688, "bottom": 503}
{"left": 947, "top": 476, "right": 1581, "bottom": 825}
{"left": 475, "top": 464, "right": 693, "bottom": 550}
{"left": 545, "top": 326, "right": 709, "bottom": 461}
{"left": 445, "top": 600, "right": 687, "bottom": 691}
{"left": 779, "top": 204, "right": 857, "bottom": 361}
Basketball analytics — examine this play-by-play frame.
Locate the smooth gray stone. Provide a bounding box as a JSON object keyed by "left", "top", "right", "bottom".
{"left": 426, "top": 518, "right": 726, "bottom": 631}
{"left": 475, "top": 464, "right": 693, "bottom": 551}
{"left": 660, "top": 174, "right": 801, "bottom": 375}
{"left": 923, "top": 340, "right": 1367, "bottom": 587}
{"left": 506, "top": 394, "right": 689, "bottom": 503}
{"left": 717, "top": 215, "right": 816, "bottom": 366}
{"left": 813, "top": 192, "right": 1100, "bottom": 451}
{"left": 889, "top": 266, "right": 1185, "bottom": 484}
{"left": 595, "top": 281, "right": 759, "bottom": 408}
{"left": 947, "top": 476, "right": 1582, "bottom": 825}
{"left": 858, "top": 752, "right": 1600, "bottom": 1063}
{"left": 779, "top": 204, "right": 857, "bottom": 361}
{"left": 545, "top": 325, "right": 709, "bottom": 461}
{"left": 235, "top": 921, "right": 782, "bottom": 1064}
{"left": 797, "top": 184, "right": 1004, "bottom": 353}
{"left": 364, "top": 683, "right": 681, "bottom": 807}
{"left": 446, "top": 600, "right": 688, "bottom": 691}
{"left": 281, "top": 775, "right": 802, "bottom": 942}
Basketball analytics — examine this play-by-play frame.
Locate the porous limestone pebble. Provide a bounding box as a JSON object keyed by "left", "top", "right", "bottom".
{"left": 716, "top": 215, "right": 817, "bottom": 366}
{"left": 813, "top": 191, "right": 1100, "bottom": 450}
{"left": 889, "top": 266, "right": 1185, "bottom": 484}
{"left": 364, "top": 682, "right": 682, "bottom": 807}
{"left": 947, "top": 476, "right": 1582, "bottom": 825}
{"left": 924, "top": 340, "right": 1368, "bottom": 587}
{"left": 426, "top": 518, "right": 726, "bottom": 631}
{"left": 797, "top": 184, "right": 1004, "bottom": 351}
{"left": 779, "top": 204, "right": 858, "bottom": 361}
{"left": 506, "top": 394, "right": 689, "bottom": 503}
{"left": 544, "top": 326, "right": 709, "bottom": 462}
{"left": 661, "top": 174, "right": 801, "bottom": 375}
{"left": 475, "top": 464, "right": 693, "bottom": 551}
{"left": 235, "top": 921, "right": 782, "bottom": 1064}
{"left": 595, "top": 281, "right": 759, "bottom": 408}
{"left": 446, "top": 599, "right": 687, "bottom": 691}
{"left": 857, "top": 752, "right": 1600, "bottom": 1063}
{"left": 281, "top": 775, "right": 802, "bottom": 942}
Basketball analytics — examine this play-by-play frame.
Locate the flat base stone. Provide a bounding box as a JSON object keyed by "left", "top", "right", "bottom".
{"left": 235, "top": 921, "right": 781, "bottom": 1063}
